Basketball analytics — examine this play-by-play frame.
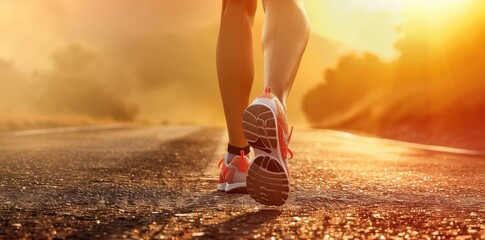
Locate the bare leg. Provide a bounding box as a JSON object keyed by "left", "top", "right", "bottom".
{"left": 217, "top": 0, "right": 257, "bottom": 147}
{"left": 262, "top": 0, "right": 310, "bottom": 107}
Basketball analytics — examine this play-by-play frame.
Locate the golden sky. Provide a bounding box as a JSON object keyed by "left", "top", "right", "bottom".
{"left": 0, "top": 1, "right": 221, "bottom": 71}
{"left": 1, "top": 0, "right": 473, "bottom": 70}
{"left": 1, "top": 0, "right": 479, "bottom": 129}
{"left": 0, "top": 0, "right": 404, "bottom": 71}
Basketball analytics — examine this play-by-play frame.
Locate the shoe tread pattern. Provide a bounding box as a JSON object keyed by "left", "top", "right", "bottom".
{"left": 246, "top": 156, "right": 289, "bottom": 206}
{"left": 243, "top": 104, "right": 289, "bottom": 206}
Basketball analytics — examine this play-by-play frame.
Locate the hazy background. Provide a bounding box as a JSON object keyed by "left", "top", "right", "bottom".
{"left": 1, "top": 0, "right": 484, "bottom": 150}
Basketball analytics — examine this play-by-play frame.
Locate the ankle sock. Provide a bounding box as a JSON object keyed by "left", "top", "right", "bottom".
{"left": 225, "top": 144, "right": 250, "bottom": 165}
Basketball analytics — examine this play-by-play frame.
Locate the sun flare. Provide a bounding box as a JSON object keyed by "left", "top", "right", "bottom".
{"left": 400, "top": 0, "right": 476, "bottom": 49}
{"left": 403, "top": 0, "right": 471, "bottom": 20}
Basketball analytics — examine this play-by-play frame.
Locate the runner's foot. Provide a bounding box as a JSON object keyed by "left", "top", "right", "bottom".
{"left": 217, "top": 150, "right": 250, "bottom": 193}
{"left": 243, "top": 88, "right": 293, "bottom": 206}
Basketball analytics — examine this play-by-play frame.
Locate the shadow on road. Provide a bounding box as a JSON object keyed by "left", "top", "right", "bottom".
{"left": 63, "top": 209, "right": 172, "bottom": 239}
{"left": 199, "top": 209, "right": 281, "bottom": 239}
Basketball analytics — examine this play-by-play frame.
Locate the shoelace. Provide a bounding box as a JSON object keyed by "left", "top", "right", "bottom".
{"left": 218, "top": 150, "right": 247, "bottom": 173}
{"left": 287, "top": 126, "right": 294, "bottom": 160}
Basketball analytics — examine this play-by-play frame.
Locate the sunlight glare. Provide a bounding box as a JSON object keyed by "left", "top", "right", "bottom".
{"left": 397, "top": 0, "right": 474, "bottom": 48}
{"left": 404, "top": 0, "right": 471, "bottom": 19}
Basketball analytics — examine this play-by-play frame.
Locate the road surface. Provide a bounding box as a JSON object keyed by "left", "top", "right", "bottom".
{"left": 0, "top": 126, "right": 484, "bottom": 239}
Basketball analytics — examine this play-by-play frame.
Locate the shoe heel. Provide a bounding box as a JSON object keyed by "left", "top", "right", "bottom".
{"left": 246, "top": 156, "right": 289, "bottom": 206}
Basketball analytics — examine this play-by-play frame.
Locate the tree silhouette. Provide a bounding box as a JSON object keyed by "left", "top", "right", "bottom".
{"left": 303, "top": 2, "right": 485, "bottom": 149}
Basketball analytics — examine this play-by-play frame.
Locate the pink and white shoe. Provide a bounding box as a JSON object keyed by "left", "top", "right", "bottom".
{"left": 243, "top": 87, "right": 293, "bottom": 206}
{"left": 217, "top": 150, "right": 250, "bottom": 193}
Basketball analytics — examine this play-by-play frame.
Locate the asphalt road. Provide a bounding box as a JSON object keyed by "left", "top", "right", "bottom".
{"left": 0, "top": 126, "right": 484, "bottom": 239}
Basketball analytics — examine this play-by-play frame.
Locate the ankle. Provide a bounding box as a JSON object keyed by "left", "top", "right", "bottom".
{"left": 227, "top": 144, "right": 250, "bottom": 156}
{"left": 263, "top": 87, "right": 287, "bottom": 108}
{"left": 225, "top": 144, "right": 251, "bottom": 165}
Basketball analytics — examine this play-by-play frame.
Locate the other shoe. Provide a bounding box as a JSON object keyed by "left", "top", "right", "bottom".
{"left": 217, "top": 150, "right": 250, "bottom": 193}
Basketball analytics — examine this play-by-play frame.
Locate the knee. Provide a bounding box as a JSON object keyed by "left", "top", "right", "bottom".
{"left": 223, "top": 0, "right": 257, "bottom": 18}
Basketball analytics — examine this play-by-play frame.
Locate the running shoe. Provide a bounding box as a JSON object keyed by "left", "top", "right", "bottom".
{"left": 243, "top": 87, "right": 293, "bottom": 206}
{"left": 217, "top": 150, "right": 250, "bottom": 193}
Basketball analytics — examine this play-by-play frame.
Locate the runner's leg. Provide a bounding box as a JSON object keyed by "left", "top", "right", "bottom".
{"left": 217, "top": 0, "right": 258, "bottom": 147}
{"left": 261, "top": 0, "right": 309, "bottom": 107}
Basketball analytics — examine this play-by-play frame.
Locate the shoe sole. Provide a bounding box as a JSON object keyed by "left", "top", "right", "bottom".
{"left": 217, "top": 183, "right": 248, "bottom": 194}
{"left": 225, "top": 187, "right": 248, "bottom": 194}
{"left": 246, "top": 156, "right": 289, "bottom": 206}
{"left": 243, "top": 104, "right": 289, "bottom": 206}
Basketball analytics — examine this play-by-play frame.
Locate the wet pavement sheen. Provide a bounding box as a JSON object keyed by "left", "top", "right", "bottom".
{"left": 0, "top": 127, "right": 484, "bottom": 239}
